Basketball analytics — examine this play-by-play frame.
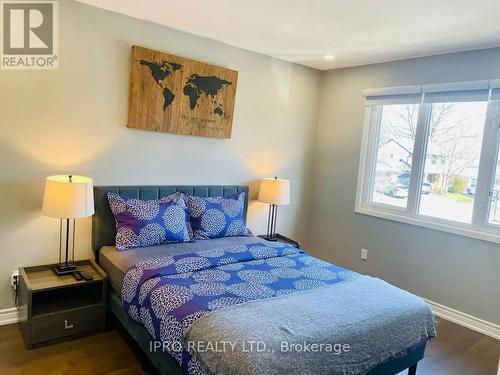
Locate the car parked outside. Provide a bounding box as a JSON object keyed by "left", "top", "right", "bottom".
{"left": 422, "top": 182, "right": 433, "bottom": 195}
{"left": 467, "top": 179, "right": 477, "bottom": 196}
{"left": 386, "top": 182, "right": 409, "bottom": 198}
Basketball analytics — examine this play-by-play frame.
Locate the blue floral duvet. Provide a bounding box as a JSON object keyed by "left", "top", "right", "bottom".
{"left": 122, "top": 242, "right": 358, "bottom": 374}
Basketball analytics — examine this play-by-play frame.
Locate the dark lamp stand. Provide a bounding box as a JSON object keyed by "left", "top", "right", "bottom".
{"left": 263, "top": 204, "right": 279, "bottom": 241}
{"left": 53, "top": 218, "right": 77, "bottom": 276}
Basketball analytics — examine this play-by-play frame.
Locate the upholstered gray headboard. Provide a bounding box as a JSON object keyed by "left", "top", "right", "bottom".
{"left": 92, "top": 185, "right": 249, "bottom": 255}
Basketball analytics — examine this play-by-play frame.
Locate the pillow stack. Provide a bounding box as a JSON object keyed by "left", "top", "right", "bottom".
{"left": 108, "top": 192, "right": 191, "bottom": 251}
{"left": 107, "top": 191, "right": 251, "bottom": 251}
{"left": 186, "top": 193, "right": 251, "bottom": 240}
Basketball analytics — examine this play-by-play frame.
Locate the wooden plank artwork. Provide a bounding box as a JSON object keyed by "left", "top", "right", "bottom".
{"left": 128, "top": 46, "right": 238, "bottom": 139}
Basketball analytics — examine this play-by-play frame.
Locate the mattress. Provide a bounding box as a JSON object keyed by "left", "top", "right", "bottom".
{"left": 99, "top": 235, "right": 267, "bottom": 294}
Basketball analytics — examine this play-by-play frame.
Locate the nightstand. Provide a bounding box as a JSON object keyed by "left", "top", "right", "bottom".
{"left": 17, "top": 259, "right": 107, "bottom": 349}
{"left": 257, "top": 233, "right": 301, "bottom": 249}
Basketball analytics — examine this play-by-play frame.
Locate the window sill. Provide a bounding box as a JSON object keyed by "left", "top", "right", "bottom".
{"left": 354, "top": 204, "right": 500, "bottom": 244}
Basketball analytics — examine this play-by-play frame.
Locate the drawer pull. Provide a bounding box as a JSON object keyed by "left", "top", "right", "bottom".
{"left": 64, "top": 320, "right": 74, "bottom": 330}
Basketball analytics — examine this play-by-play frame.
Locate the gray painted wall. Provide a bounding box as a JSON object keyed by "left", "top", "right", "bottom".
{"left": 0, "top": 0, "right": 321, "bottom": 311}
{"left": 308, "top": 48, "right": 500, "bottom": 325}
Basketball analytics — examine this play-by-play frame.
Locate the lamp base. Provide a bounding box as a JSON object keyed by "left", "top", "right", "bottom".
{"left": 260, "top": 235, "right": 278, "bottom": 241}
{"left": 53, "top": 262, "right": 77, "bottom": 276}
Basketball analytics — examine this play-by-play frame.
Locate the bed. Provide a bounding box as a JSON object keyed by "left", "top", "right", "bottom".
{"left": 93, "top": 185, "right": 435, "bottom": 375}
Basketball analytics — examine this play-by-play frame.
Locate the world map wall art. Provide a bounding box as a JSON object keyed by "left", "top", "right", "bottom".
{"left": 128, "top": 46, "right": 238, "bottom": 139}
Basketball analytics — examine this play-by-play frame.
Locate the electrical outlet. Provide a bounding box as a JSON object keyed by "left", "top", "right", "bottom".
{"left": 10, "top": 271, "right": 19, "bottom": 289}
{"left": 361, "top": 248, "right": 368, "bottom": 261}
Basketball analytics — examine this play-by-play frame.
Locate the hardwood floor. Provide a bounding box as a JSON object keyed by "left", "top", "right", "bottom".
{"left": 0, "top": 317, "right": 498, "bottom": 374}
{"left": 396, "top": 318, "right": 499, "bottom": 375}
{"left": 0, "top": 324, "right": 146, "bottom": 375}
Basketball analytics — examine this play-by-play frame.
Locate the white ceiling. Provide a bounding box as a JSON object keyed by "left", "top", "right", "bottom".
{"left": 77, "top": 0, "right": 500, "bottom": 70}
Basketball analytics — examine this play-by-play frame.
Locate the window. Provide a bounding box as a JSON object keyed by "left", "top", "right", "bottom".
{"left": 356, "top": 80, "right": 500, "bottom": 243}
{"left": 371, "top": 104, "right": 418, "bottom": 208}
{"left": 418, "top": 102, "right": 487, "bottom": 223}
{"left": 488, "top": 133, "right": 500, "bottom": 226}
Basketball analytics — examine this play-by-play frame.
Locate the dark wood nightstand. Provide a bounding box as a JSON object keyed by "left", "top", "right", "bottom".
{"left": 257, "top": 233, "right": 301, "bottom": 248}
{"left": 17, "top": 259, "right": 107, "bottom": 349}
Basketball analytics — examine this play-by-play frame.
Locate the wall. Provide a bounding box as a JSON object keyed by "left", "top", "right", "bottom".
{"left": 309, "top": 48, "right": 500, "bottom": 324}
{"left": 0, "top": 0, "right": 321, "bottom": 310}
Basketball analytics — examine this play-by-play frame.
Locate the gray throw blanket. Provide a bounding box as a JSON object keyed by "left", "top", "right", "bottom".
{"left": 186, "top": 276, "right": 436, "bottom": 375}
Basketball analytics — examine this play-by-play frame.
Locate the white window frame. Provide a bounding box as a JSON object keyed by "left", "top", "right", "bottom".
{"left": 355, "top": 95, "right": 500, "bottom": 244}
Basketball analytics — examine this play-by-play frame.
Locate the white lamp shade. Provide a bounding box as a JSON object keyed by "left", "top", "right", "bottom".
{"left": 258, "top": 178, "right": 290, "bottom": 205}
{"left": 42, "top": 175, "right": 95, "bottom": 219}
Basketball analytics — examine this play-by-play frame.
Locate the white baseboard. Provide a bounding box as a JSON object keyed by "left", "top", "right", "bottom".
{"left": 424, "top": 298, "right": 500, "bottom": 340}
{"left": 0, "top": 307, "right": 18, "bottom": 326}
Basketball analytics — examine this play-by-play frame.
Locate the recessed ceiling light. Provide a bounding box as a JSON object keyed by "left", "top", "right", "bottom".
{"left": 323, "top": 54, "right": 335, "bottom": 60}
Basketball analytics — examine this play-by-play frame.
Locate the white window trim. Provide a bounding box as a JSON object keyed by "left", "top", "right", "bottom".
{"left": 355, "top": 101, "right": 500, "bottom": 244}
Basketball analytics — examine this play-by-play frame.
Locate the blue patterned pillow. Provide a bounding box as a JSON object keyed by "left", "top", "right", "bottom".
{"left": 107, "top": 192, "right": 192, "bottom": 251}
{"left": 186, "top": 192, "right": 252, "bottom": 240}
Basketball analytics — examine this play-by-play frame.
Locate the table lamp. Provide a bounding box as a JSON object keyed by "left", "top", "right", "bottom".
{"left": 258, "top": 177, "right": 290, "bottom": 241}
{"left": 42, "top": 175, "right": 94, "bottom": 275}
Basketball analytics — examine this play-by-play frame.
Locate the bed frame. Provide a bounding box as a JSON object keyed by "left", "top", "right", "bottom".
{"left": 92, "top": 185, "right": 424, "bottom": 375}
